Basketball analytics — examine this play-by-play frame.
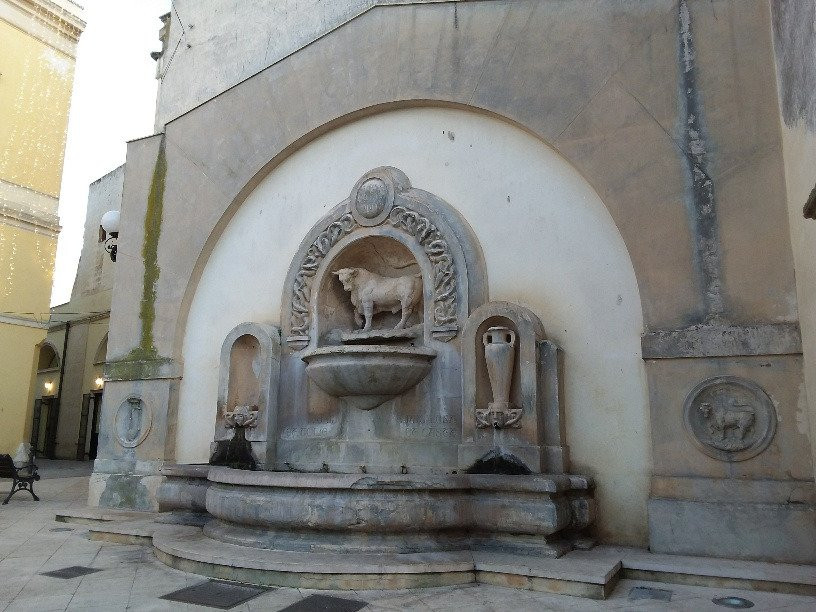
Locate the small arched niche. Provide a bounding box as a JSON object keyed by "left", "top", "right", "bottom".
{"left": 316, "top": 236, "right": 425, "bottom": 344}
{"left": 213, "top": 323, "right": 281, "bottom": 469}
{"left": 227, "top": 334, "right": 262, "bottom": 410}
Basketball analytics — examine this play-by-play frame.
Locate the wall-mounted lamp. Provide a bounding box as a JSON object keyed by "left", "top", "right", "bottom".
{"left": 44, "top": 381, "right": 54, "bottom": 394}
{"left": 100, "top": 210, "right": 120, "bottom": 262}
{"left": 95, "top": 377, "right": 105, "bottom": 389}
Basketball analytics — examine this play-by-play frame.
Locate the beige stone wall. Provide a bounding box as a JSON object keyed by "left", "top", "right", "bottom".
{"left": 771, "top": 0, "right": 816, "bottom": 470}
{"left": 99, "top": 1, "right": 811, "bottom": 550}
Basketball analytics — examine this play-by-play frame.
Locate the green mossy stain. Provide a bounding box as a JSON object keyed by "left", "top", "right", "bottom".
{"left": 99, "top": 474, "right": 153, "bottom": 511}
{"left": 135, "top": 136, "right": 167, "bottom": 358}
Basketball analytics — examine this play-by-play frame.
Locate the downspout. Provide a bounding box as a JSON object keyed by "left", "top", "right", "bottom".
{"left": 52, "top": 320, "right": 70, "bottom": 458}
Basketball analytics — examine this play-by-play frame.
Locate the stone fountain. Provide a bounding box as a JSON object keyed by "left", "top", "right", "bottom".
{"left": 156, "top": 167, "right": 595, "bottom": 589}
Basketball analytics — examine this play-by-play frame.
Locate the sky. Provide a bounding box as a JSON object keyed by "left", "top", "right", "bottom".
{"left": 51, "top": 0, "right": 171, "bottom": 306}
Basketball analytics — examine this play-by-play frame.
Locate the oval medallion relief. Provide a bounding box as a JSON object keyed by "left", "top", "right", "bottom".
{"left": 683, "top": 376, "right": 777, "bottom": 462}
{"left": 114, "top": 396, "right": 153, "bottom": 448}
{"left": 349, "top": 172, "right": 395, "bottom": 227}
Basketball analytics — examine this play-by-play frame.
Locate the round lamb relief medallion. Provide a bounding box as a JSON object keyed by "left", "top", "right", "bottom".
{"left": 683, "top": 376, "right": 776, "bottom": 462}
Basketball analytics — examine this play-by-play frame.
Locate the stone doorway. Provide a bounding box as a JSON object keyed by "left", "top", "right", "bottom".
{"left": 30, "top": 395, "right": 59, "bottom": 458}
{"left": 76, "top": 390, "right": 103, "bottom": 460}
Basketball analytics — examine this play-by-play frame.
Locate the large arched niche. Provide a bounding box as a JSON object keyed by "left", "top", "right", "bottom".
{"left": 176, "top": 106, "right": 649, "bottom": 545}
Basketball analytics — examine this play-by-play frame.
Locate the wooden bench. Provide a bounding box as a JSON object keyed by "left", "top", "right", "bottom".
{"left": 0, "top": 454, "right": 40, "bottom": 505}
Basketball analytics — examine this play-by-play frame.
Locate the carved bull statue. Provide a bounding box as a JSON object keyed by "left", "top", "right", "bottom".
{"left": 334, "top": 267, "right": 422, "bottom": 331}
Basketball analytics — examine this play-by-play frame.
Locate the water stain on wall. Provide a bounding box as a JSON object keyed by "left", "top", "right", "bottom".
{"left": 772, "top": 0, "right": 816, "bottom": 130}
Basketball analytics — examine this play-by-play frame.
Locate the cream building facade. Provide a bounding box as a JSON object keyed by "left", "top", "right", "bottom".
{"left": 0, "top": 0, "right": 85, "bottom": 455}
{"left": 31, "top": 166, "right": 121, "bottom": 460}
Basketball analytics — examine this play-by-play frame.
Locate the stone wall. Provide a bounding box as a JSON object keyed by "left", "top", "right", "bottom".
{"left": 95, "top": 0, "right": 814, "bottom": 557}
{"left": 177, "top": 107, "right": 649, "bottom": 543}
{"left": 772, "top": 0, "right": 816, "bottom": 473}
{"left": 155, "top": 0, "right": 381, "bottom": 128}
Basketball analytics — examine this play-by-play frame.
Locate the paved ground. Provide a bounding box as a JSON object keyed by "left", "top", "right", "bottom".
{"left": 35, "top": 459, "right": 95, "bottom": 480}
{"left": 1, "top": 468, "right": 816, "bottom": 611}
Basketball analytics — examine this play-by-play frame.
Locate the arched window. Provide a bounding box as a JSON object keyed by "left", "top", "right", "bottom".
{"left": 94, "top": 335, "right": 108, "bottom": 364}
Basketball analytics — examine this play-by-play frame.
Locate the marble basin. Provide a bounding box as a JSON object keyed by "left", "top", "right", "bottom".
{"left": 302, "top": 345, "right": 437, "bottom": 410}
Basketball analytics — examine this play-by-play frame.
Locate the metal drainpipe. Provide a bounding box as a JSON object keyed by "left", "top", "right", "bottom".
{"left": 52, "top": 320, "right": 70, "bottom": 458}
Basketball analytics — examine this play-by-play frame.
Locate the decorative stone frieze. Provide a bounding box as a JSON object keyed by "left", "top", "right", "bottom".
{"left": 290, "top": 214, "right": 358, "bottom": 340}
{"left": 683, "top": 376, "right": 777, "bottom": 462}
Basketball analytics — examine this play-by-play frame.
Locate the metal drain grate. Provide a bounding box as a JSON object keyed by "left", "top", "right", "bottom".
{"left": 49, "top": 527, "right": 74, "bottom": 532}
{"left": 41, "top": 566, "right": 102, "bottom": 579}
{"left": 160, "top": 579, "right": 267, "bottom": 609}
{"left": 629, "top": 586, "right": 673, "bottom": 602}
{"left": 713, "top": 596, "right": 755, "bottom": 609}
{"left": 279, "top": 594, "right": 368, "bottom": 612}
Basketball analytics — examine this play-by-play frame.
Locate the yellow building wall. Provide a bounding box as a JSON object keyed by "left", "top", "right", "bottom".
{"left": 0, "top": 225, "right": 58, "bottom": 315}
{"left": 0, "top": 8, "right": 82, "bottom": 454}
{"left": 0, "top": 225, "right": 59, "bottom": 455}
{"left": 0, "top": 18, "right": 75, "bottom": 197}
{"left": 0, "top": 323, "right": 43, "bottom": 453}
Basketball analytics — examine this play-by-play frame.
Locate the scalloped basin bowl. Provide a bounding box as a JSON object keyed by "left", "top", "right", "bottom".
{"left": 302, "top": 345, "right": 437, "bottom": 410}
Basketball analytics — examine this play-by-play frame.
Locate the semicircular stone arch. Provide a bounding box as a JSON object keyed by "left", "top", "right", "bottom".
{"left": 176, "top": 106, "right": 649, "bottom": 545}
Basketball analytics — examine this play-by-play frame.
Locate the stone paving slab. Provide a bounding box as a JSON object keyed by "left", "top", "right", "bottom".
{"left": 2, "top": 476, "right": 816, "bottom": 610}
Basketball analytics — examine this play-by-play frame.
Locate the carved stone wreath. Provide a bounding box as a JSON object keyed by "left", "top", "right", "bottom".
{"left": 290, "top": 213, "right": 357, "bottom": 338}
{"left": 288, "top": 204, "right": 458, "bottom": 344}
{"left": 388, "top": 205, "right": 457, "bottom": 329}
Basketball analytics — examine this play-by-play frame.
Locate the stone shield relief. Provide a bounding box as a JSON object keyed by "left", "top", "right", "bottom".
{"left": 683, "top": 376, "right": 777, "bottom": 462}
{"left": 114, "top": 396, "right": 153, "bottom": 449}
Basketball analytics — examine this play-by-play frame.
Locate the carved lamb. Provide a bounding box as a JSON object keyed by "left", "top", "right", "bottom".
{"left": 699, "top": 399, "right": 755, "bottom": 441}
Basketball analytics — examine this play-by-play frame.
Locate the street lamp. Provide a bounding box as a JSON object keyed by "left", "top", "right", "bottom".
{"left": 100, "top": 210, "right": 120, "bottom": 262}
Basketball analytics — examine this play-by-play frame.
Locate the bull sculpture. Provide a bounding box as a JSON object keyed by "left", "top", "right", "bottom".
{"left": 334, "top": 267, "right": 422, "bottom": 331}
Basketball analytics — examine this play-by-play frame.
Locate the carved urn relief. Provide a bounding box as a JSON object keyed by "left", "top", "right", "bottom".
{"left": 479, "top": 326, "right": 522, "bottom": 428}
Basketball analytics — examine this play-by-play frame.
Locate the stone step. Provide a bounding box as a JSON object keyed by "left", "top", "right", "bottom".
{"left": 605, "top": 546, "right": 816, "bottom": 596}
{"left": 55, "top": 507, "right": 157, "bottom": 525}
{"left": 74, "top": 514, "right": 816, "bottom": 599}
{"left": 150, "top": 525, "right": 620, "bottom": 597}
{"left": 472, "top": 551, "right": 621, "bottom": 599}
